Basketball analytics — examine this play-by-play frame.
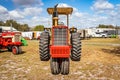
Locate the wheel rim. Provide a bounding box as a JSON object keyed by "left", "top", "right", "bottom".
{"left": 12, "top": 47, "right": 17, "bottom": 55}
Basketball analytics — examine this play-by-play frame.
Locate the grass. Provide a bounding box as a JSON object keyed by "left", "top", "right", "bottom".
{"left": 83, "top": 38, "right": 120, "bottom": 44}
{"left": 0, "top": 38, "right": 120, "bottom": 80}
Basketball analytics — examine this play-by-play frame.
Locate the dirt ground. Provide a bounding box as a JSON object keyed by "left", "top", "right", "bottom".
{"left": 0, "top": 38, "right": 120, "bottom": 80}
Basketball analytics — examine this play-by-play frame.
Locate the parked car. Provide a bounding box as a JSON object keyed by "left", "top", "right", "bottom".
{"left": 92, "top": 32, "right": 108, "bottom": 38}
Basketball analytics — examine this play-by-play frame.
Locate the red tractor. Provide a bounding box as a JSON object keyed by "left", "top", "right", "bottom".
{"left": 0, "top": 28, "right": 22, "bottom": 54}
{"left": 39, "top": 4, "right": 81, "bottom": 75}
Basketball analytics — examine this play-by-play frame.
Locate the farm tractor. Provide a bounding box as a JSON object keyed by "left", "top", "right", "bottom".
{"left": 39, "top": 4, "right": 81, "bottom": 75}
{"left": 0, "top": 28, "right": 22, "bottom": 54}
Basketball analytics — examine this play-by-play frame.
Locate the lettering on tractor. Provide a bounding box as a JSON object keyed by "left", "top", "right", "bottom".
{"left": 0, "top": 28, "right": 22, "bottom": 55}
{"left": 39, "top": 4, "right": 81, "bottom": 75}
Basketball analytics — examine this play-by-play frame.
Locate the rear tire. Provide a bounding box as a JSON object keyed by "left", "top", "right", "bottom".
{"left": 61, "top": 58, "right": 69, "bottom": 75}
{"left": 39, "top": 32, "right": 50, "bottom": 61}
{"left": 71, "top": 33, "right": 81, "bottom": 61}
{"left": 50, "top": 58, "right": 60, "bottom": 75}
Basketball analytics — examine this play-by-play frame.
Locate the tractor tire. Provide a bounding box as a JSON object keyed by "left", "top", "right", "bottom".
{"left": 39, "top": 32, "right": 50, "bottom": 61}
{"left": 18, "top": 47, "right": 22, "bottom": 54}
{"left": 12, "top": 46, "right": 19, "bottom": 55}
{"left": 50, "top": 58, "right": 60, "bottom": 75}
{"left": 71, "top": 33, "right": 81, "bottom": 61}
{"left": 7, "top": 46, "right": 12, "bottom": 51}
{"left": 61, "top": 58, "right": 69, "bottom": 75}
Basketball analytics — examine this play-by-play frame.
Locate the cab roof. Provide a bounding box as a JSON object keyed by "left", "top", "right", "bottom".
{"left": 47, "top": 7, "right": 73, "bottom": 15}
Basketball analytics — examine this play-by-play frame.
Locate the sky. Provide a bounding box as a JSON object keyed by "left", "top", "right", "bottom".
{"left": 0, "top": 0, "right": 120, "bottom": 29}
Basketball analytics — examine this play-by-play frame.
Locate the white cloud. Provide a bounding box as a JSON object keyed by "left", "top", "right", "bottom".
{"left": 15, "top": 3, "right": 120, "bottom": 27}
{"left": 8, "top": 7, "right": 43, "bottom": 20}
{"left": 0, "top": 5, "right": 8, "bottom": 14}
{"left": 57, "top": 3, "right": 71, "bottom": 7}
{"left": 74, "top": 12, "right": 83, "bottom": 17}
{"left": 0, "top": 5, "right": 9, "bottom": 21}
{"left": 109, "top": 4, "right": 120, "bottom": 22}
{"left": 91, "top": 0, "right": 114, "bottom": 13}
{"left": 31, "top": 16, "right": 49, "bottom": 25}
{"left": 0, "top": 5, "right": 43, "bottom": 25}
{"left": 23, "top": 7, "right": 42, "bottom": 16}
{"left": 116, "top": 4, "right": 120, "bottom": 13}
{"left": 0, "top": 2, "right": 120, "bottom": 28}
{"left": 9, "top": 10, "right": 24, "bottom": 19}
{"left": 0, "top": 5, "right": 24, "bottom": 20}
{"left": 12, "top": 0, "right": 43, "bottom": 7}
{"left": 18, "top": 16, "right": 50, "bottom": 27}
{"left": 69, "top": 14, "right": 112, "bottom": 28}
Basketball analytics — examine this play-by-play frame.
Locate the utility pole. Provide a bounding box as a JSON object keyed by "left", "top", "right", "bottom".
{"left": 115, "top": 25, "right": 118, "bottom": 35}
{"left": 10, "top": 23, "right": 13, "bottom": 32}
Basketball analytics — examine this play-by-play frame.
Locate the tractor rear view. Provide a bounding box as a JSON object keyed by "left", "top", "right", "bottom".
{"left": 39, "top": 4, "right": 81, "bottom": 75}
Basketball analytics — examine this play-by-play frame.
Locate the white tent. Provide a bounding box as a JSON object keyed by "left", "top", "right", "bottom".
{"left": 0, "top": 26, "right": 17, "bottom": 31}
{"left": 21, "top": 32, "right": 33, "bottom": 40}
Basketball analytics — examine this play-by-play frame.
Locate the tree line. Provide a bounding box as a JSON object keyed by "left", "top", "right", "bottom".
{"left": 98, "top": 24, "right": 120, "bottom": 29}
{"left": 0, "top": 20, "right": 44, "bottom": 31}
{"left": 0, "top": 20, "right": 119, "bottom": 31}
{"left": 0, "top": 20, "right": 30, "bottom": 31}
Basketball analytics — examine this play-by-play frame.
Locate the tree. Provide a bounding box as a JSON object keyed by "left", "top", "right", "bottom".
{"left": 20, "top": 24, "right": 30, "bottom": 31}
{"left": 98, "top": 24, "right": 114, "bottom": 28}
{"left": 0, "top": 20, "right": 30, "bottom": 31}
{"left": 33, "top": 25, "right": 44, "bottom": 31}
{"left": 0, "top": 21, "right": 5, "bottom": 26}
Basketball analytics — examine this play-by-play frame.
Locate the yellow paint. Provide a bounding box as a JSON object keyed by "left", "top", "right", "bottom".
{"left": 53, "top": 17, "right": 58, "bottom": 26}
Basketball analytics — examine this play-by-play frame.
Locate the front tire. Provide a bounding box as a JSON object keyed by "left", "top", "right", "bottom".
{"left": 61, "top": 58, "right": 69, "bottom": 75}
{"left": 50, "top": 58, "right": 60, "bottom": 75}
{"left": 12, "top": 46, "right": 19, "bottom": 55}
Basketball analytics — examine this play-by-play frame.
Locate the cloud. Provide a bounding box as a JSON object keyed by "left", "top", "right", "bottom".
{"left": 73, "top": 12, "right": 83, "bottom": 17}
{"left": 69, "top": 13, "right": 113, "bottom": 28}
{"left": 12, "top": 0, "right": 43, "bottom": 7}
{"left": 116, "top": 4, "right": 120, "bottom": 13}
{"left": 23, "top": 7, "right": 42, "bottom": 16}
{"left": 0, "top": 5, "right": 8, "bottom": 14}
{"left": 9, "top": 10, "right": 24, "bottom": 19}
{"left": 0, "top": 5, "right": 9, "bottom": 21}
{"left": 18, "top": 16, "right": 50, "bottom": 27}
{"left": 0, "top": 5, "right": 24, "bottom": 20}
{"left": 9, "top": 7, "right": 42, "bottom": 19}
{"left": 91, "top": 0, "right": 114, "bottom": 13}
{"left": 57, "top": 3, "right": 71, "bottom": 7}
{"left": 0, "top": 2, "right": 120, "bottom": 28}
{"left": 109, "top": 4, "right": 120, "bottom": 20}
{"left": 0, "top": 4, "right": 43, "bottom": 23}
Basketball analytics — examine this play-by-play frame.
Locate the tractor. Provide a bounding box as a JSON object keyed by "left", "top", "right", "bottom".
{"left": 0, "top": 28, "right": 22, "bottom": 54}
{"left": 39, "top": 4, "right": 81, "bottom": 75}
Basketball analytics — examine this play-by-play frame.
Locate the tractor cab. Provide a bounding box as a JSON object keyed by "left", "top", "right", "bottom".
{"left": 47, "top": 4, "right": 73, "bottom": 27}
